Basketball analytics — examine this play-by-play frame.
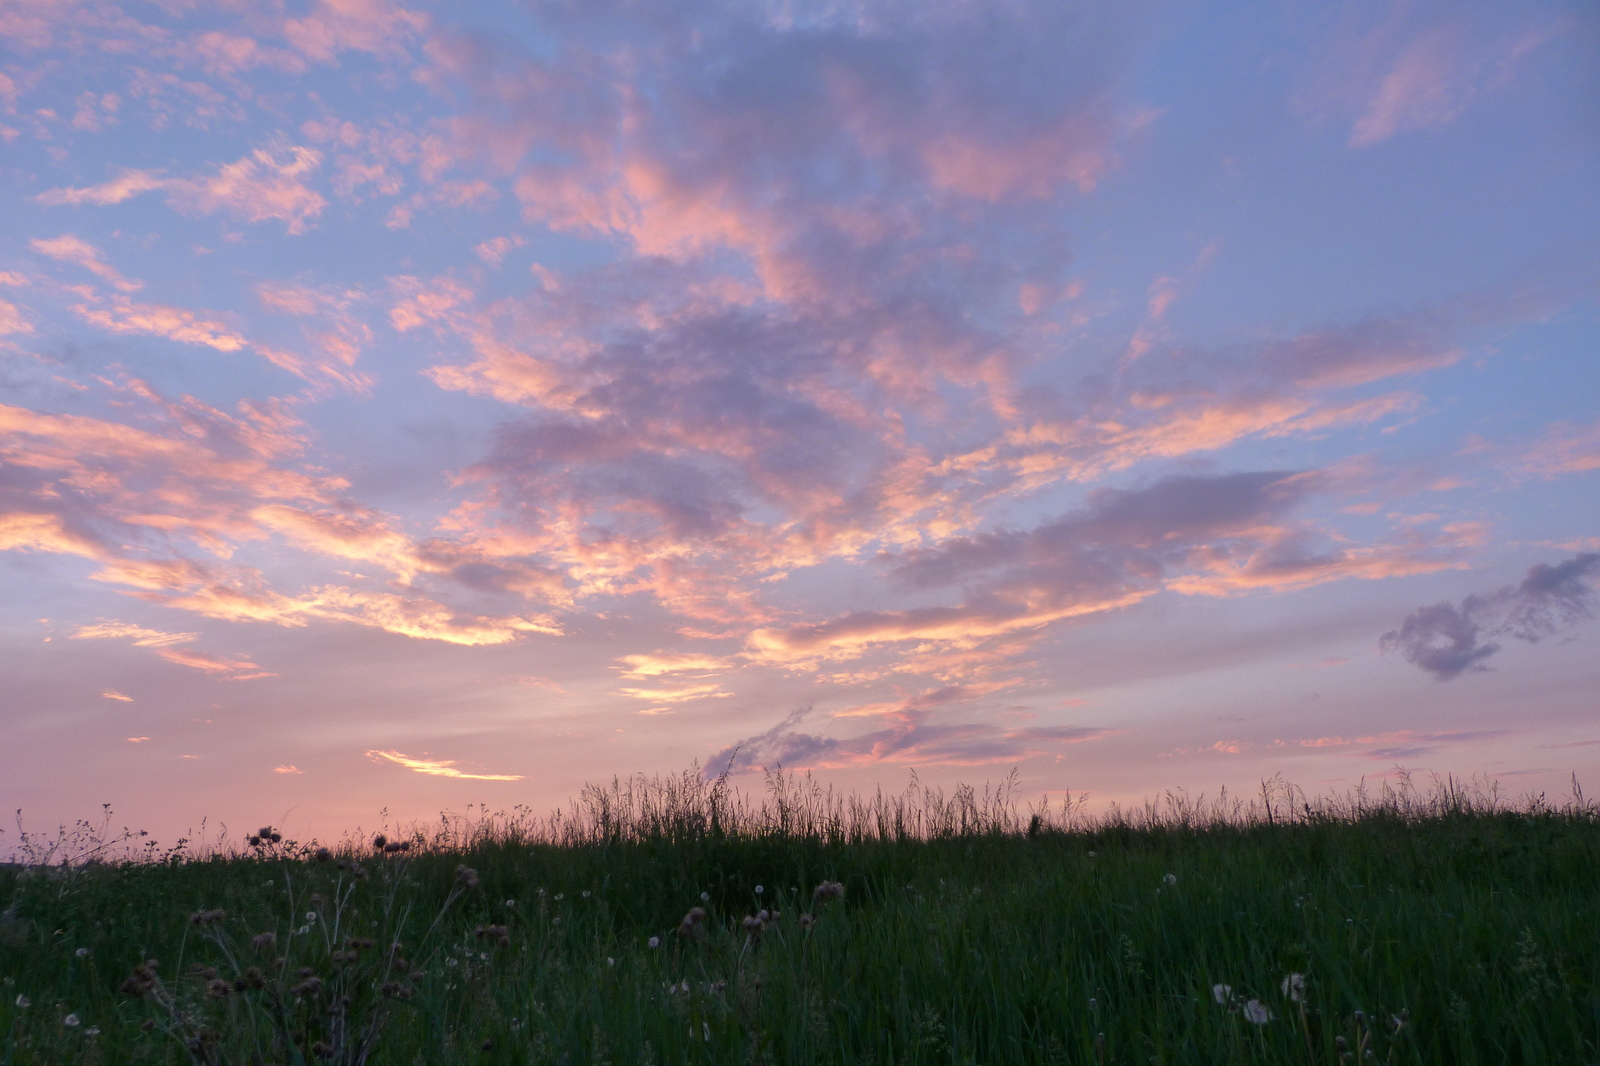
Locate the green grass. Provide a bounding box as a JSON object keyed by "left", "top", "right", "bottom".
{"left": 2, "top": 770, "right": 1597, "bottom": 1064}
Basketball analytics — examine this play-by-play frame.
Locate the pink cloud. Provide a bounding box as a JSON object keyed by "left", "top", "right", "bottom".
{"left": 38, "top": 147, "right": 327, "bottom": 234}
{"left": 29, "top": 234, "right": 141, "bottom": 292}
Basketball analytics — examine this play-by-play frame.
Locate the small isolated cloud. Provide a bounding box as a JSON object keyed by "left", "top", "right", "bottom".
{"left": 101, "top": 689, "right": 133, "bottom": 701}
{"left": 0, "top": 297, "right": 30, "bottom": 335}
{"left": 29, "top": 234, "right": 141, "bottom": 292}
{"left": 273, "top": 764, "right": 302, "bottom": 774}
{"left": 366, "top": 749, "right": 524, "bottom": 781}
{"left": 1380, "top": 553, "right": 1599, "bottom": 679}
{"left": 126, "top": 736, "right": 150, "bottom": 743}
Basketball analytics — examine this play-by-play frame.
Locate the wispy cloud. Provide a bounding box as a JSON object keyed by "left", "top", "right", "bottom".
{"left": 366, "top": 749, "right": 523, "bottom": 781}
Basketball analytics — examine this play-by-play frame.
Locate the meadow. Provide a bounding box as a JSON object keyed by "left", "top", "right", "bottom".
{"left": 1, "top": 769, "right": 1596, "bottom": 1065}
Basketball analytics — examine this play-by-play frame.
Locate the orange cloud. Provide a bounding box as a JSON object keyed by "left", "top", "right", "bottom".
{"left": 101, "top": 690, "right": 133, "bottom": 701}
{"left": 366, "top": 749, "right": 523, "bottom": 781}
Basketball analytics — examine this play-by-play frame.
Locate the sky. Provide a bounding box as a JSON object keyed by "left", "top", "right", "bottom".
{"left": 2, "top": 0, "right": 1598, "bottom": 849}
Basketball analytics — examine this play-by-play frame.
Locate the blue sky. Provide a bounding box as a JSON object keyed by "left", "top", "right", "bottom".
{"left": 1, "top": 0, "right": 1596, "bottom": 846}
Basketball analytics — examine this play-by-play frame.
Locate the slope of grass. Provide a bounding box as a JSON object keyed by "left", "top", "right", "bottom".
{"left": 1, "top": 771, "right": 1596, "bottom": 1064}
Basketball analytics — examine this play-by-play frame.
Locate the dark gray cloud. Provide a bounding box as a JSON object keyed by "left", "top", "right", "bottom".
{"left": 1381, "top": 553, "right": 1600, "bottom": 680}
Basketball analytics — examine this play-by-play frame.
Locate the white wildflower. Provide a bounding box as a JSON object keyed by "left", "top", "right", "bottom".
{"left": 85, "top": 1027, "right": 100, "bottom": 1037}
{"left": 14, "top": 995, "right": 29, "bottom": 1009}
{"left": 755, "top": 885, "right": 764, "bottom": 895}
{"left": 1163, "top": 873, "right": 1177, "bottom": 885}
{"left": 700, "top": 892, "right": 710, "bottom": 902}
{"left": 75, "top": 947, "right": 89, "bottom": 958}
{"left": 1212, "top": 984, "right": 1232, "bottom": 1005}
{"left": 63, "top": 1013, "right": 80, "bottom": 1027}
{"left": 505, "top": 900, "right": 516, "bottom": 908}
{"left": 1243, "top": 1000, "right": 1272, "bottom": 1025}
{"left": 647, "top": 936, "right": 660, "bottom": 948}
{"left": 1281, "top": 973, "right": 1305, "bottom": 1002}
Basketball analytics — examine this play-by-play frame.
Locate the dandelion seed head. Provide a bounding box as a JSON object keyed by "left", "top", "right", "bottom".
{"left": 14, "top": 995, "right": 30, "bottom": 1009}
{"left": 1212, "top": 984, "right": 1231, "bottom": 1004}
{"left": 85, "top": 1027, "right": 100, "bottom": 1037}
{"left": 755, "top": 885, "right": 763, "bottom": 895}
{"left": 1243, "top": 1000, "right": 1272, "bottom": 1025}
{"left": 582, "top": 890, "right": 590, "bottom": 898}
{"left": 700, "top": 892, "right": 709, "bottom": 902}
{"left": 647, "top": 936, "right": 660, "bottom": 948}
{"left": 75, "top": 948, "right": 89, "bottom": 958}
{"left": 1281, "top": 973, "right": 1306, "bottom": 1002}
{"left": 607, "top": 957, "right": 615, "bottom": 966}
{"left": 63, "top": 1013, "right": 80, "bottom": 1027}
{"left": 1163, "top": 873, "right": 1178, "bottom": 885}
{"left": 505, "top": 900, "right": 515, "bottom": 908}
{"left": 305, "top": 912, "right": 317, "bottom": 922}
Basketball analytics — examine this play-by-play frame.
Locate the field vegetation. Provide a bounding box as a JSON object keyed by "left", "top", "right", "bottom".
{"left": 1, "top": 769, "right": 1596, "bottom": 1064}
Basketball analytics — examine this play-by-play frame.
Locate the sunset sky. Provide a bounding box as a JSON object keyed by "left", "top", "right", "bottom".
{"left": 2, "top": 0, "right": 1597, "bottom": 848}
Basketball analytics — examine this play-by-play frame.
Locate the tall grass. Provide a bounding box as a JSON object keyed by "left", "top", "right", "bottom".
{"left": 2, "top": 769, "right": 1596, "bottom": 1064}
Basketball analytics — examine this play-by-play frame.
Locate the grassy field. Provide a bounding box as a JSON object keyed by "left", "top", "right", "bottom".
{"left": 1, "top": 770, "right": 1596, "bottom": 1065}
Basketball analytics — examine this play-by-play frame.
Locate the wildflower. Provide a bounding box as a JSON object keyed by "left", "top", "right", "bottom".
{"left": 1243, "top": 1000, "right": 1273, "bottom": 1025}
{"left": 75, "top": 947, "right": 89, "bottom": 958}
{"left": 505, "top": 899, "right": 516, "bottom": 908}
{"left": 455, "top": 865, "right": 479, "bottom": 889}
{"left": 314, "top": 847, "right": 332, "bottom": 862}
{"left": 252, "top": 932, "right": 276, "bottom": 951}
{"left": 1163, "top": 873, "right": 1178, "bottom": 886}
{"left": 741, "top": 914, "right": 765, "bottom": 937}
{"left": 755, "top": 885, "right": 764, "bottom": 895}
{"left": 647, "top": 936, "right": 660, "bottom": 948}
{"left": 14, "top": 995, "right": 29, "bottom": 1009}
{"left": 306, "top": 911, "right": 318, "bottom": 922}
{"left": 554, "top": 893, "right": 564, "bottom": 900}
{"left": 798, "top": 914, "right": 816, "bottom": 932}
{"left": 64, "top": 1013, "right": 80, "bottom": 1027}
{"left": 1086, "top": 850, "right": 1096, "bottom": 857}
{"left": 85, "top": 1027, "right": 100, "bottom": 1037}
{"left": 297, "top": 925, "right": 310, "bottom": 935}
{"left": 607, "top": 957, "right": 615, "bottom": 966}
{"left": 1212, "top": 984, "right": 1231, "bottom": 1005}
{"left": 373, "top": 834, "right": 387, "bottom": 850}
{"left": 813, "top": 880, "right": 844, "bottom": 903}
{"left": 1088, "top": 997, "right": 1098, "bottom": 1010}
{"left": 582, "top": 890, "right": 591, "bottom": 898}
{"left": 1281, "top": 973, "right": 1305, "bottom": 1002}
{"left": 678, "top": 906, "right": 707, "bottom": 937}
{"left": 263, "top": 880, "right": 273, "bottom": 888}
{"left": 700, "top": 891, "right": 710, "bottom": 902}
